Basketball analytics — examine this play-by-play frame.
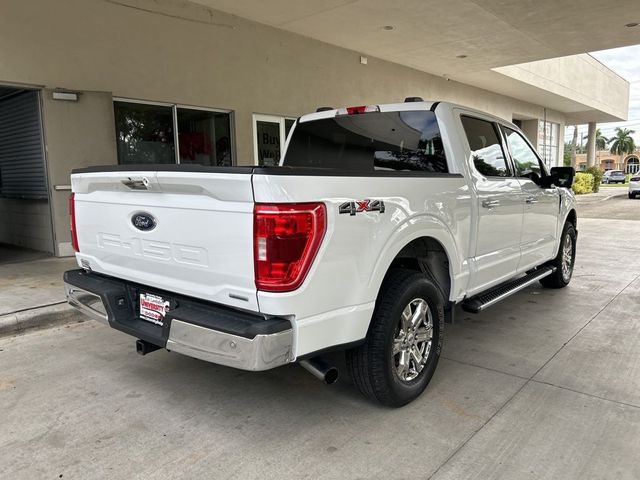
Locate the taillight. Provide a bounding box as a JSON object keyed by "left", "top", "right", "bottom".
{"left": 631, "top": 176, "right": 640, "bottom": 182}
{"left": 254, "top": 203, "right": 326, "bottom": 292}
{"left": 69, "top": 193, "right": 79, "bottom": 252}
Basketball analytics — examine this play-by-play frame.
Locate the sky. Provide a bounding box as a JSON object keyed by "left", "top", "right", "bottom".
{"left": 563, "top": 44, "right": 640, "bottom": 147}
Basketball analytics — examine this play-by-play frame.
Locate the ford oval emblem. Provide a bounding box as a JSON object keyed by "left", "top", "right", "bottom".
{"left": 132, "top": 212, "right": 156, "bottom": 231}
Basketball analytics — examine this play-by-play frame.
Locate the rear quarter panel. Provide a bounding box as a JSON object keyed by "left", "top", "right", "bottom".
{"left": 253, "top": 173, "right": 471, "bottom": 354}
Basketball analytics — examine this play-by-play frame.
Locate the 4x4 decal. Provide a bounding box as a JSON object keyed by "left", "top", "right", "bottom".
{"left": 339, "top": 199, "right": 385, "bottom": 216}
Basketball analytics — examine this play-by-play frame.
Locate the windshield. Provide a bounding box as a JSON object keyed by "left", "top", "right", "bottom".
{"left": 283, "top": 111, "right": 448, "bottom": 173}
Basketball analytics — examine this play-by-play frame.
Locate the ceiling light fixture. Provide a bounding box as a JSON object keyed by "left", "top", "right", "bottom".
{"left": 625, "top": 22, "right": 639, "bottom": 27}
{"left": 456, "top": 54, "right": 468, "bottom": 59}
{"left": 382, "top": 25, "right": 394, "bottom": 30}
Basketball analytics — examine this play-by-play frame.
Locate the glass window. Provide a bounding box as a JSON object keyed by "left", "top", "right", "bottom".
{"left": 503, "top": 127, "right": 545, "bottom": 180}
{"left": 283, "top": 111, "right": 448, "bottom": 173}
{"left": 114, "top": 102, "right": 175, "bottom": 165}
{"left": 256, "top": 120, "right": 281, "bottom": 166}
{"left": 253, "top": 115, "right": 296, "bottom": 166}
{"left": 538, "top": 120, "right": 559, "bottom": 167}
{"left": 461, "top": 116, "right": 509, "bottom": 177}
{"left": 114, "top": 101, "right": 233, "bottom": 166}
{"left": 177, "top": 108, "right": 232, "bottom": 166}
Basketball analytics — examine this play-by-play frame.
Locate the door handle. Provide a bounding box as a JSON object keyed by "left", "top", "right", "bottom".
{"left": 525, "top": 196, "right": 538, "bottom": 204}
{"left": 481, "top": 199, "right": 500, "bottom": 209}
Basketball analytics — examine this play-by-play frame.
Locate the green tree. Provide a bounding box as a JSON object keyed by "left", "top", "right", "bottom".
{"left": 595, "top": 128, "right": 609, "bottom": 151}
{"left": 563, "top": 142, "right": 573, "bottom": 166}
{"left": 609, "top": 127, "right": 636, "bottom": 155}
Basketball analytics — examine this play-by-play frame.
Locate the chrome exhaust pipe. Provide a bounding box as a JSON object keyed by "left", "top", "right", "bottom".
{"left": 299, "top": 357, "right": 339, "bottom": 385}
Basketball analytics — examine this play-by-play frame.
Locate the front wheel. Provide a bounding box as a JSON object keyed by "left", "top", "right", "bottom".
{"left": 346, "top": 269, "right": 444, "bottom": 407}
{"left": 540, "top": 222, "right": 577, "bottom": 288}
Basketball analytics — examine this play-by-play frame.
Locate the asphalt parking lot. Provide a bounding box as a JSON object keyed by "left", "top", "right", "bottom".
{"left": 1, "top": 191, "right": 639, "bottom": 479}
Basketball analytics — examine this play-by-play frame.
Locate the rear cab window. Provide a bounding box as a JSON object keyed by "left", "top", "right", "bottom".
{"left": 282, "top": 110, "right": 448, "bottom": 173}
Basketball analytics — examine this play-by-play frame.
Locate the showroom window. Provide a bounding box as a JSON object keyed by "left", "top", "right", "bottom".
{"left": 253, "top": 114, "right": 296, "bottom": 166}
{"left": 538, "top": 120, "right": 559, "bottom": 167}
{"left": 114, "top": 100, "right": 234, "bottom": 166}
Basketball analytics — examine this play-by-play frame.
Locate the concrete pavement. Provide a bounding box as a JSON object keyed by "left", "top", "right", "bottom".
{"left": 0, "top": 245, "right": 78, "bottom": 335}
{"left": 1, "top": 200, "right": 639, "bottom": 479}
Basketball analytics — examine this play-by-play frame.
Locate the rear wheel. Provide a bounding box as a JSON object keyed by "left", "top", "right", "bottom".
{"left": 629, "top": 192, "right": 636, "bottom": 199}
{"left": 346, "top": 269, "right": 444, "bottom": 407}
{"left": 540, "top": 222, "right": 577, "bottom": 289}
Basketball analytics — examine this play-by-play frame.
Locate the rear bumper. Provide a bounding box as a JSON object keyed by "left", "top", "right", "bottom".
{"left": 63, "top": 270, "right": 293, "bottom": 371}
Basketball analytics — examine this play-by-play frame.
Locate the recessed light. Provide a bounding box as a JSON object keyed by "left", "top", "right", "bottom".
{"left": 382, "top": 25, "right": 394, "bottom": 31}
{"left": 625, "top": 22, "right": 639, "bottom": 27}
{"left": 456, "top": 54, "right": 468, "bottom": 59}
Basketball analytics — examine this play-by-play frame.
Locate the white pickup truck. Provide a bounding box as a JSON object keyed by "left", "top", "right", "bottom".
{"left": 64, "top": 100, "right": 577, "bottom": 406}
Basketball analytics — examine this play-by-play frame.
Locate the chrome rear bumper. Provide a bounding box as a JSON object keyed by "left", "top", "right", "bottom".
{"left": 166, "top": 320, "right": 293, "bottom": 371}
{"left": 64, "top": 274, "right": 293, "bottom": 372}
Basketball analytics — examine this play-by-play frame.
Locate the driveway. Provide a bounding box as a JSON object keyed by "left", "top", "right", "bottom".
{"left": 1, "top": 197, "right": 639, "bottom": 479}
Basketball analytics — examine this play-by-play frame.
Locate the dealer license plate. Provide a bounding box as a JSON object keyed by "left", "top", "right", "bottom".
{"left": 139, "top": 292, "right": 170, "bottom": 326}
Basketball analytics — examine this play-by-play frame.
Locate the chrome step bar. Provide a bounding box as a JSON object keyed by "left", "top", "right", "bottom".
{"left": 461, "top": 266, "right": 556, "bottom": 313}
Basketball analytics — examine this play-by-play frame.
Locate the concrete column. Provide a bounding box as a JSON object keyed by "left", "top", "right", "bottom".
{"left": 586, "top": 122, "right": 597, "bottom": 168}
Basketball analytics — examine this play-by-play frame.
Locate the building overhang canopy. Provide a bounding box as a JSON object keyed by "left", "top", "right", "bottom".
{"left": 194, "top": 0, "right": 637, "bottom": 122}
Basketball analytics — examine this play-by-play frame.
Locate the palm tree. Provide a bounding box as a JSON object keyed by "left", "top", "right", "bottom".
{"left": 609, "top": 127, "right": 636, "bottom": 155}
{"left": 595, "top": 128, "right": 609, "bottom": 151}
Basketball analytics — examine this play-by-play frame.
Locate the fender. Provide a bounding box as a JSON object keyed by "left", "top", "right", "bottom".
{"left": 367, "top": 213, "right": 468, "bottom": 303}
{"left": 550, "top": 188, "right": 578, "bottom": 258}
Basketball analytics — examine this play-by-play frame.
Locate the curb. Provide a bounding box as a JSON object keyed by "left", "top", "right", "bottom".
{"left": 0, "top": 302, "right": 84, "bottom": 337}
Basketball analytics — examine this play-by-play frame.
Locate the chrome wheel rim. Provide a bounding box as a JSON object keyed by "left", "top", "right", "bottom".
{"left": 392, "top": 298, "right": 433, "bottom": 382}
{"left": 561, "top": 233, "right": 574, "bottom": 282}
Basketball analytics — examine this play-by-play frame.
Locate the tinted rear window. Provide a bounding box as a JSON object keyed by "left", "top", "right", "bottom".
{"left": 283, "top": 111, "right": 448, "bottom": 173}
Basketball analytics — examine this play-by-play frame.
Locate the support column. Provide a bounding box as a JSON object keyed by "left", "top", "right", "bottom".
{"left": 586, "top": 122, "right": 597, "bottom": 168}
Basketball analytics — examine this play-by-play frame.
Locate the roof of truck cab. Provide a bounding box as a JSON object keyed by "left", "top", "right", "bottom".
{"left": 299, "top": 101, "right": 436, "bottom": 123}
{"left": 298, "top": 101, "right": 517, "bottom": 130}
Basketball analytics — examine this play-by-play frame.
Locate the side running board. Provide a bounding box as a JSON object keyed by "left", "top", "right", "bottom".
{"left": 461, "top": 266, "right": 556, "bottom": 313}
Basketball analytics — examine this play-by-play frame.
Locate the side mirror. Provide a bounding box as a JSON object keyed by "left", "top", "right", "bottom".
{"left": 550, "top": 167, "right": 575, "bottom": 188}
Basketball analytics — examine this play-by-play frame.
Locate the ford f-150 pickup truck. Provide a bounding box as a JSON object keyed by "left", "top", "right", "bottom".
{"left": 64, "top": 99, "right": 577, "bottom": 406}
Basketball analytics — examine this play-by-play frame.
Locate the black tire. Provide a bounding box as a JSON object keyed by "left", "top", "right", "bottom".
{"left": 346, "top": 269, "right": 444, "bottom": 407}
{"left": 629, "top": 193, "right": 636, "bottom": 199}
{"left": 540, "top": 222, "right": 577, "bottom": 289}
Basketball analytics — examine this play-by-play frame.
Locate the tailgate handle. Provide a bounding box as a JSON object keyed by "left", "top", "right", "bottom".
{"left": 122, "top": 177, "right": 150, "bottom": 190}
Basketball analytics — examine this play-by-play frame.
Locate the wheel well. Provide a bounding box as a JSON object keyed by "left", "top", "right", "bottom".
{"left": 566, "top": 209, "right": 577, "bottom": 227}
{"left": 388, "top": 237, "right": 451, "bottom": 300}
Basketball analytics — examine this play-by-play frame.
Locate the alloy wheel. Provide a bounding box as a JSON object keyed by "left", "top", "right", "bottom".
{"left": 561, "top": 233, "right": 574, "bottom": 282}
{"left": 392, "top": 298, "right": 433, "bottom": 382}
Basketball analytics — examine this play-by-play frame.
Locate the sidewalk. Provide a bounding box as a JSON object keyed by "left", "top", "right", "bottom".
{"left": 574, "top": 187, "right": 626, "bottom": 203}
{"left": 0, "top": 245, "right": 80, "bottom": 336}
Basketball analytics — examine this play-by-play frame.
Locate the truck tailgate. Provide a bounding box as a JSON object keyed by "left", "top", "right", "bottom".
{"left": 71, "top": 170, "right": 257, "bottom": 311}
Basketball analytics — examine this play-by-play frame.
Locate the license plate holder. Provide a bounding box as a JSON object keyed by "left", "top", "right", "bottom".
{"left": 139, "top": 292, "right": 170, "bottom": 326}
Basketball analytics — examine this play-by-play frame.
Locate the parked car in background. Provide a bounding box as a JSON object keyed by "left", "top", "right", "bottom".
{"left": 629, "top": 174, "right": 640, "bottom": 198}
{"left": 603, "top": 170, "right": 626, "bottom": 184}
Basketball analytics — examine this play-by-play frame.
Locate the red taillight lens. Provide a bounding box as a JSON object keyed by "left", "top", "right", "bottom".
{"left": 254, "top": 203, "right": 326, "bottom": 292}
{"left": 69, "top": 193, "right": 79, "bottom": 252}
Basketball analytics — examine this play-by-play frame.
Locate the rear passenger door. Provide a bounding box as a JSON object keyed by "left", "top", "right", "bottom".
{"left": 501, "top": 126, "right": 559, "bottom": 271}
{"left": 461, "top": 115, "right": 524, "bottom": 295}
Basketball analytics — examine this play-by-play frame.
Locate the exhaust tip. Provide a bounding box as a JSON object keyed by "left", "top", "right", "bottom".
{"left": 299, "top": 357, "right": 339, "bottom": 385}
{"left": 324, "top": 367, "right": 339, "bottom": 385}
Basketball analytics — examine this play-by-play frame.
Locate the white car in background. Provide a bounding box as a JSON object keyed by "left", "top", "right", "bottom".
{"left": 629, "top": 174, "right": 640, "bottom": 199}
